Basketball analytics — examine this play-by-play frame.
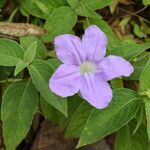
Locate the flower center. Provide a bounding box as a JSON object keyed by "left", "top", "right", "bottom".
{"left": 80, "top": 61, "right": 96, "bottom": 74}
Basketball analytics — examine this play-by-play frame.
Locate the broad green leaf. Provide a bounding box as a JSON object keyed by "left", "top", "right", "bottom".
{"left": 20, "top": 36, "right": 48, "bottom": 59}
{"left": 140, "top": 56, "right": 150, "bottom": 139}
{"left": 41, "top": 95, "right": 82, "bottom": 129}
{"left": 34, "top": 0, "right": 51, "bottom": 16}
{"left": 23, "top": 41, "right": 37, "bottom": 63}
{"left": 66, "top": 89, "right": 139, "bottom": 147}
{"left": 76, "top": 5, "right": 101, "bottom": 18}
{"left": 0, "top": 0, "right": 6, "bottom": 8}
{"left": 128, "top": 53, "right": 149, "bottom": 80}
{"left": 67, "top": 0, "right": 79, "bottom": 8}
{"left": 59, "top": 95, "right": 82, "bottom": 129}
{"left": 133, "top": 105, "right": 144, "bottom": 134}
{"left": 66, "top": 101, "right": 92, "bottom": 138}
{"left": 68, "top": 0, "right": 113, "bottom": 16}
{"left": 28, "top": 60, "right": 67, "bottom": 116}
{"left": 14, "top": 60, "right": 29, "bottom": 76}
{"left": 142, "top": 0, "right": 150, "bottom": 5}
{"left": 52, "top": 0, "right": 67, "bottom": 6}
{"left": 40, "top": 98, "right": 62, "bottom": 124}
{"left": 67, "top": 0, "right": 101, "bottom": 18}
{"left": 84, "top": 18, "right": 121, "bottom": 52}
{"left": 44, "top": 6, "right": 77, "bottom": 41}
{"left": 20, "top": 0, "right": 62, "bottom": 19}
{"left": 112, "top": 42, "right": 150, "bottom": 60}
{"left": 1, "top": 79, "right": 39, "bottom": 150}
{"left": 115, "top": 123, "right": 148, "bottom": 150}
{"left": 78, "top": 0, "right": 113, "bottom": 10}
{"left": 43, "top": 0, "right": 67, "bottom": 7}
{"left": 47, "top": 58, "right": 62, "bottom": 70}
{"left": 0, "top": 38, "right": 24, "bottom": 66}
{"left": 140, "top": 56, "right": 150, "bottom": 91}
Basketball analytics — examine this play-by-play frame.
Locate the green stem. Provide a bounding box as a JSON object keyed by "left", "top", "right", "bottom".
{"left": 0, "top": 78, "right": 22, "bottom": 84}
{"left": 80, "top": 2, "right": 90, "bottom": 26}
{"left": 8, "top": 7, "right": 19, "bottom": 22}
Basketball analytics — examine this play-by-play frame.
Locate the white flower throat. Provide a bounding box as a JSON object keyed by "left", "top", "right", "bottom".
{"left": 80, "top": 61, "right": 97, "bottom": 74}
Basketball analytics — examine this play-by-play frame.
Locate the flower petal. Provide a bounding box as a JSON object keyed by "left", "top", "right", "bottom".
{"left": 80, "top": 74, "right": 113, "bottom": 109}
{"left": 55, "top": 34, "right": 86, "bottom": 65}
{"left": 99, "top": 55, "right": 134, "bottom": 81}
{"left": 82, "top": 25, "right": 108, "bottom": 62}
{"left": 49, "top": 64, "right": 81, "bottom": 97}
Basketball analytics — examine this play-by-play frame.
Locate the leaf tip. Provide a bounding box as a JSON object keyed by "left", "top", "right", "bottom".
{"left": 76, "top": 139, "right": 85, "bottom": 149}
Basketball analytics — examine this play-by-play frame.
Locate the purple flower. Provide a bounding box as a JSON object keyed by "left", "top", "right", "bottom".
{"left": 49, "top": 25, "right": 134, "bottom": 109}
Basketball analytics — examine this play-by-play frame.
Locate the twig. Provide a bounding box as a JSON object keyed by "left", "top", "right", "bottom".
{"left": 120, "top": 6, "right": 147, "bottom": 17}
{"left": 118, "top": 7, "right": 150, "bottom": 24}
{"left": 0, "top": 22, "right": 47, "bottom": 37}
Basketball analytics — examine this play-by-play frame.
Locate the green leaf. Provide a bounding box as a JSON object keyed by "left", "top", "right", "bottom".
{"left": 47, "top": 58, "right": 62, "bottom": 70}
{"left": 20, "top": 0, "right": 62, "bottom": 19}
{"left": 76, "top": 5, "right": 101, "bottom": 18}
{"left": 128, "top": 53, "right": 149, "bottom": 80}
{"left": 44, "top": 0, "right": 67, "bottom": 7}
{"left": 67, "top": 0, "right": 101, "bottom": 18}
{"left": 20, "top": 36, "right": 48, "bottom": 59}
{"left": 67, "top": 0, "right": 79, "bottom": 9}
{"left": 66, "top": 89, "right": 139, "bottom": 147}
{"left": 28, "top": 60, "right": 67, "bottom": 116}
{"left": 111, "top": 42, "right": 150, "bottom": 60}
{"left": 60, "top": 95, "right": 82, "bottom": 129}
{"left": 140, "top": 56, "right": 150, "bottom": 91}
{"left": 133, "top": 105, "right": 144, "bottom": 134}
{"left": 140, "top": 56, "right": 150, "bottom": 139}
{"left": 119, "top": 17, "right": 131, "bottom": 34}
{"left": 41, "top": 95, "right": 82, "bottom": 129}
{"left": 53, "top": 0, "right": 67, "bottom": 6}
{"left": 79, "top": 0, "right": 113, "bottom": 10}
{"left": 109, "top": 0, "right": 119, "bottom": 14}
{"left": 68, "top": 0, "right": 113, "bottom": 16}
{"left": 115, "top": 123, "right": 148, "bottom": 150}
{"left": 34, "top": 0, "right": 51, "bottom": 16}
{"left": 0, "top": 0, "right": 6, "bottom": 8}
{"left": 23, "top": 41, "right": 37, "bottom": 63}
{"left": 44, "top": 6, "right": 77, "bottom": 41}
{"left": 0, "top": 38, "right": 24, "bottom": 66}
{"left": 142, "top": 0, "right": 150, "bottom": 5}
{"left": 76, "top": 1, "right": 112, "bottom": 17}
{"left": 133, "top": 23, "right": 146, "bottom": 38}
{"left": 40, "top": 98, "right": 62, "bottom": 124}
{"left": 14, "top": 60, "right": 29, "bottom": 76}
{"left": 1, "top": 79, "right": 39, "bottom": 150}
